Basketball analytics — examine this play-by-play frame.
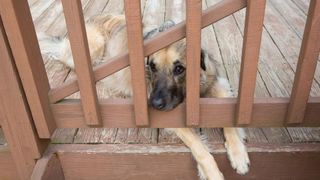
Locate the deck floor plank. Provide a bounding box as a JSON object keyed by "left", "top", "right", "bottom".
{"left": 287, "top": 128, "right": 320, "bottom": 143}
{"left": 51, "top": 129, "right": 77, "bottom": 144}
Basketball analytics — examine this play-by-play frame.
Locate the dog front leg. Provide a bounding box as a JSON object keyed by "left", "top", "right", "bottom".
{"left": 168, "top": 128, "right": 224, "bottom": 180}
{"left": 223, "top": 127, "right": 250, "bottom": 175}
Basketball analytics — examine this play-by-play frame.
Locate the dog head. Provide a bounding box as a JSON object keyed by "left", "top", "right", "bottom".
{"left": 147, "top": 40, "right": 208, "bottom": 111}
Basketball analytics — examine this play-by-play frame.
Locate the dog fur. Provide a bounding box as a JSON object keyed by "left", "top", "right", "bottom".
{"left": 38, "top": 14, "right": 250, "bottom": 180}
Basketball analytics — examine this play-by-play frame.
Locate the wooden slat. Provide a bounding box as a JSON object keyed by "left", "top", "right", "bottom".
{"left": 50, "top": 97, "right": 320, "bottom": 128}
{"left": 124, "top": 0, "right": 149, "bottom": 126}
{"left": 186, "top": 0, "right": 202, "bottom": 126}
{"left": 286, "top": 0, "right": 320, "bottom": 124}
{"left": 0, "top": 149, "right": 19, "bottom": 180}
{"left": 48, "top": 0, "right": 247, "bottom": 103}
{"left": 236, "top": 0, "right": 266, "bottom": 125}
{"left": 61, "top": 0, "right": 101, "bottom": 126}
{"left": 0, "top": 18, "right": 49, "bottom": 179}
{"left": 0, "top": 0, "right": 55, "bottom": 138}
{"left": 31, "top": 153, "right": 65, "bottom": 180}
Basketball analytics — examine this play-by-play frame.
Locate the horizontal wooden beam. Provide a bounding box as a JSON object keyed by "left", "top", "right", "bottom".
{"left": 46, "top": 144, "right": 320, "bottom": 180}
{"left": 48, "top": 0, "right": 247, "bottom": 103}
{"left": 51, "top": 97, "right": 320, "bottom": 128}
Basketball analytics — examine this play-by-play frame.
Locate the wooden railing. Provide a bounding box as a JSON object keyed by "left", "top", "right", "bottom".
{"left": 0, "top": 0, "right": 319, "bottom": 139}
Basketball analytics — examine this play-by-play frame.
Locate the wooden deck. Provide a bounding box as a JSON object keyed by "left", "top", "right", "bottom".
{"left": 21, "top": 0, "right": 320, "bottom": 146}
{"left": 0, "top": 0, "right": 319, "bottom": 179}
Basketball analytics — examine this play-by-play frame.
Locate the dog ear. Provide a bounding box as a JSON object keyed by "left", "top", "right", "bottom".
{"left": 146, "top": 56, "right": 150, "bottom": 65}
{"left": 200, "top": 49, "right": 207, "bottom": 71}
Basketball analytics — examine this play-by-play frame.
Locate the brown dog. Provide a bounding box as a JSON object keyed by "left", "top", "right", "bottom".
{"left": 38, "top": 14, "right": 249, "bottom": 180}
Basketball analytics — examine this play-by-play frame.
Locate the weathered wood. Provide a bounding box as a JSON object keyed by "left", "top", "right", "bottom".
{"left": 50, "top": 143, "right": 320, "bottom": 180}
{"left": 31, "top": 153, "right": 65, "bottom": 180}
{"left": 48, "top": 0, "right": 247, "bottom": 103}
{"left": 29, "top": 0, "right": 55, "bottom": 22}
{"left": 287, "top": 127, "right": 320, "bottom": 143}
{"left": 61, "top": 0, "right": 102, "bottom": 126}
{"left": 0, "top": 0, "right": 56, "bottom": 138}
{"left": 286, "top": 0, "right": 320, "bottom": 124}
{"left": 236, "top": 0, "right": 266, "bottom": 125}
{"left": 51, "top": 97, "right": 320, "bottom": 128}
{"left": 186, "top": 0, "right": 202, "bottom": 126}
{"left": 51, "top": 129, "right": 77, "bottom": 144}
{"left": 291, "top": 0, "right": 310, "bottom": 15}
{"left": 98, "top": 128, "right": 118, "bottom": 143}
{"left": 243, "top": 128, "right": 268, "bottom": 143}
{"left": 0, "top": 18, "right": 49, "bottom": 179}
{"left": 73, "top": 128, "right": 103, "bottom": 144}
{"left": 124, "top": 0, "right": 149, "bottom": 126}
{"left": 261, "top": 128, "right": 292, "bottom": 143}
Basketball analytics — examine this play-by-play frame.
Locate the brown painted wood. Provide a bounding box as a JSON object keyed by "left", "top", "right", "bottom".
{"left": 286, "top": 0, "right": 320, "bottom": 124}
{"left": 0, "top": 148, "right": 19, "bottom": 180}
{"left": 48, "top": 0, "right": 247, "bottom": 103}
{"left": 61, "top": 0, "right": 102, "bottom": 126}
{"left": 124, "top": 0, "right": 149, "bottom": 126}
{"left": 31, "top": 153, "right": 65, "bottom": 180}
{"left": 0, "top": 0, "right": 56, "bottom": 138}
{"left": 49, "top": 143, "right": 320, "bottom": 180}
{"left": 186, "top": 0, "right": 202, "bottom": 126}
{"left": 236, "top": 0, "right": 266, "bottom": 125}
{"left": 51, "top": 97, "right": 320, "bottom": 128}
{"left": 0, "top": 18, "right": 49, "bottom": 180}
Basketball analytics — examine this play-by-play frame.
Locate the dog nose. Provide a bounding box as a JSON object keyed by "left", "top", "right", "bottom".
{"left": 151, "top": 98, "right": 166, "bottom": 110}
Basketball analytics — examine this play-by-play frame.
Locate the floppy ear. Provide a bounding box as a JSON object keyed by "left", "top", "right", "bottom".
{"left": 200, "top": 49, "right": 207, "bottom": 71}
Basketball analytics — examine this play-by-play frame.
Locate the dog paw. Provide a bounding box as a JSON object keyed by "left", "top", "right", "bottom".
{"left": 225, "top": 141, "right": 250, "bottom": 175}
{"left": 197, "top": 162, "right": 224, "bottom": 180}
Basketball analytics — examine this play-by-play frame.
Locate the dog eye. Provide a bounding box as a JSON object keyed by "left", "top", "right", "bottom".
{"left": 149, "top": 62, "right": 157, "bottom": 72}
{"left": 173, "top": 65, "right": 185, "bottom": 75}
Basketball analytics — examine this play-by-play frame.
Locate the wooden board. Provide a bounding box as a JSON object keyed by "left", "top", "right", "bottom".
{"left": 46, "top": 143, "right": 320, "bottom": 180}
{"left": 124, "top": 0, "right": 149, "bottom": 126}
{"left": 51, "top": 97, "right": 320, "bottom": 128}
{"left": 0, "top": 148, "right": 19, "bottom": 180}
{"left": 0, "top": 0, "right": 56, "bottom": 138}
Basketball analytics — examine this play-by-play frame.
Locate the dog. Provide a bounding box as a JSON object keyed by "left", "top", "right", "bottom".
{"left": 38, "top": 14, "right": 250, "bottom": 180}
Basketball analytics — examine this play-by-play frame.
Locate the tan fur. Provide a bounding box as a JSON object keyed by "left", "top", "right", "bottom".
{"left": 40, "top": 14, "right": 249, "bottom": 180}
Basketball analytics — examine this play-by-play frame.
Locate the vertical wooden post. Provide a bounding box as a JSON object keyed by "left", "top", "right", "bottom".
{"left": 0, "top": 0, "right": 56, "bottom": 138}
{"left": 236, "top": 0, "right": 266, "bottom": 125}
{"left": 286, "top": 0, "right": 320, "bottom": 124}
{"left": 124, "top": 0, "right": 149, "bottom": 126}
{"left": 61, "top": 0, "right": 102, "bottom": 126}
{"left": 186, "top": 0, "right": 202, "bottom": 126}
{"left": 0, "top": 18, "right": 49, "bottom": 180}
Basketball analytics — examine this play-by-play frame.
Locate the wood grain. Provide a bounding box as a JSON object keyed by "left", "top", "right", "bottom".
{"left": 0, "top": 0, "right": 56, "bottom": 138}
{"left": 186, "top": 0, "right": 202, "bottom": 126}
{"left": 286, "top": 0, "right": 320, "bottom": 123}
{"left": 236, "top": 0, "right": 266, "bottom": 125}
{"left": 124, "top": 0, "right": 149, "bottom": 126}
{"left": 61, "top": 0, "right": 102, "bottom": 125}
